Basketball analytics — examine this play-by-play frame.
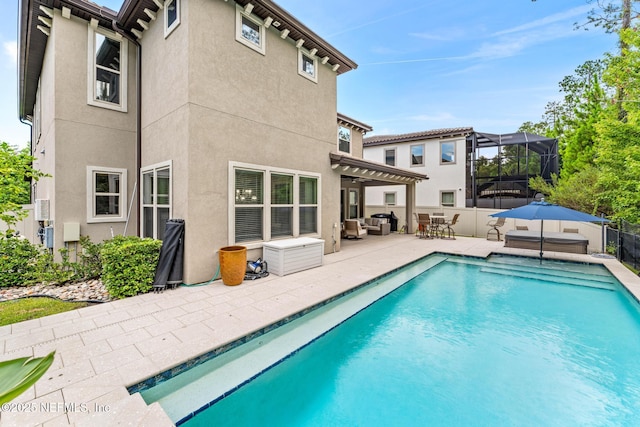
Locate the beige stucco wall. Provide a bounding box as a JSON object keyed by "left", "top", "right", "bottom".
{"left": 31, "top": 11, "right": 137, "bottom": 256}
{"left": 140, "top": 0, "right": 342, "bottom": 282}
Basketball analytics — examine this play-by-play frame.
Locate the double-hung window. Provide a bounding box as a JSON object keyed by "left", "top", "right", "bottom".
{"left": 142, "top": 162, "right": 172, "bottom": 240}
{"left": 338, "top": 126, "right": 351, "bottom": 153}
{"left": 87, "top": 166, "right": 127, "bottom": 223}
{"left": 441, "top": 191, "right": 455, "bottom": 207}
{"left": 87, "top": 26, "right": 127, "bottom": 112}
{"left": 235, "top": 7, "right": 265, "bottom": 55}
{"left": 232, "top": 163, "right": 319, "bottom": 244}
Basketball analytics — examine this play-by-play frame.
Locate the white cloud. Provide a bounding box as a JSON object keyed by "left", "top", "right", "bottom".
{"left": 3, "top": 41, "right": 17, "bottom": 66}
{"left": 492, "top": 5, "right": 592, "bottom": 36}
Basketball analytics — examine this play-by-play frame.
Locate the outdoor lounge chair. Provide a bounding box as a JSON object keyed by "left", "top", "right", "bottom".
{"left": 487, "top": 217, "right": 506, "bottom": 241}
{"left": 344, "top": 219, "right": 367, "bottom": 239}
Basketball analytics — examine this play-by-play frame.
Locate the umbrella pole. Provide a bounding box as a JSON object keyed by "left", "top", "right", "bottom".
{"left": 539, "top": 219, "right": 544, "bottom": 264}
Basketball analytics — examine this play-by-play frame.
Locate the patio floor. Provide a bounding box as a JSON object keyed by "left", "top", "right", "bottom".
{"left": 2, "top": 234, "right": 639, "bottom": 426}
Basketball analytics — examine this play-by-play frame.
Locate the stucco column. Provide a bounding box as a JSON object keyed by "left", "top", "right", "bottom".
{"left": 405, "top": 182, "right": 416, "bottom": 234}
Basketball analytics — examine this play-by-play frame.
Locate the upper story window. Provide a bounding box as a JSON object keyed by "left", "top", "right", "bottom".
{"left": 410, "top": 144, "right": 424, "bottom": 166}
{"left": 441, "top": 141, "right": 456, "bottom": 164}
{"left": 87, "top": 166, "right": 127, "bottom": 223}
{"left": 87, "top": 26, "right": 128, "bottom": 112}
{"left": 385, "top": 148, "right": 396, "bottom": 166}
{"left": 236, "top": 7, "right": 265, "bottom": 55}
{"left": 164, "top": 0, "right": 180, "bottom": 38}
{"left": 338, "top": 126, "right": 351, "bottom": 153}
{"left": 298, "top": 49, "right": 318, "bottom": 82}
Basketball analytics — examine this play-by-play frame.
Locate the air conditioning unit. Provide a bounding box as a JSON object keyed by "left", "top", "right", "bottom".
{"left": 35, "top": 199, "right": 50, "bottom": 221}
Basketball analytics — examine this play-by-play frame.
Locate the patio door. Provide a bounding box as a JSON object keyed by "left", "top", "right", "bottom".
{"left": 142, "top": 162, "right": 171, "bottom": 240}
{"left": 349, "top": 189, "right": 359, "bottom": 219}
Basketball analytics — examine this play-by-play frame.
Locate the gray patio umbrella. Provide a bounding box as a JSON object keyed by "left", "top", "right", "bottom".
{"left": 489, "top": 200, "right": 609, "bottom": 262}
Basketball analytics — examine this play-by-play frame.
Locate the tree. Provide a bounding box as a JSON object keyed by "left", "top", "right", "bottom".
{"left": 595, "top": 27, "right": 640, "bottom": 222}
{"left": 0, "top": 142, "right": 47, "bottom": 235}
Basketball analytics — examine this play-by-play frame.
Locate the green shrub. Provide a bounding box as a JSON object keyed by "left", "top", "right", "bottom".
{"left": 33, "top": 249, "right": 75, "bottom": 285}
{"left": 77, "top": 235, "right": 103, "bottom": 279}
{"left": 0, "top": 238, "right": 40, "bottom": 287}
{"left": 100, "top": 236, "right": 162, "bottom": 299}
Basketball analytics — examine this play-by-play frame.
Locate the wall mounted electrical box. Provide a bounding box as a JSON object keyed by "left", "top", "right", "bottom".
{"left": 63, "top": 222, "right": 80, "bottom": 242}
{"left": 44, "top": 226, "right": 54, "bottom": 249}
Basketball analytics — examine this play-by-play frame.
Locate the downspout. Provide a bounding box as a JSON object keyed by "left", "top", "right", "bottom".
{"left": 112, "top": 21, "right": 142, "bottom": 236}
{"left": 19, "top": 118, "right": 34, "bottom": 202}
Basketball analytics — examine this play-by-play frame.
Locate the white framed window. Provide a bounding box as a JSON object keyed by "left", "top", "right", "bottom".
{"left": 385, "top": 148, "right": 396, "bottom": 166}
{"left": 338, "top": 126, "right": 351, "bottom": 153}
{"left": 87, "top": 166, "right": 127, "bottom": 223}
{"left": 384, "top": 192, "right": 396, "bottom": 206}
{"left": 87, "top": 26, "right": 128, "bottom": 112}
{"left": 410, "top": 144, "right": 424, "bottom": 166}
{"left": 298, "top": 49, "right": 318, "bottom": 82}
{"left": 164, "top": 0, "right": 180, "bottom": 38}
{"left": 441, "top": 141, "right": 456, "bottom": 164}
{"left": 441, "top": 191, "right": 455, "bottom": 207}
{"left": 235, "top": 6, "right": 265, "bottom": 55}
{"left": 141, "top": 161, "right": 172, "bottom": 240}
{"left": 230, "top": 162, "right": 320, "bottom": 245}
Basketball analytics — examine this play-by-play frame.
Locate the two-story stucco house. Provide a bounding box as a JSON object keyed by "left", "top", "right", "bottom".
{"left": 19, "top": 0, "right": 428, "bottom": 283}
{"left": 362, "top": 128, "right": 472, "bottom": 229}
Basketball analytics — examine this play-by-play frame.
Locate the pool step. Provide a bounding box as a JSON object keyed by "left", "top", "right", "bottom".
{"left": 479, "top": 266, "right": 616, "bottom": 291}
{"left": 447, "top": 257, "right": 617, "bottom": 291}
{"left": 487, "top": 255, "right": 614, "bottom": 279}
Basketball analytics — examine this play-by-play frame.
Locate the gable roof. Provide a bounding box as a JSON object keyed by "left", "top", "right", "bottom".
{"left": 363, "top": 127, "right": 474, "bottom": 146}
{"left": 19, "top": 0, "right": 358, "bottom": 120}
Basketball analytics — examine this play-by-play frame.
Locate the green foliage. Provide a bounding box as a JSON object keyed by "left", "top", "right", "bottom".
{"left": 33, "top": 249, "right": 75, "bottom": 285}
{"left": 100, "top": 236, "right": 162, "bottom": 299}
{"left": 0, "top": 351, "right": 55, "bottom": 404}
{"left": 0, "top": 235, "right": 104, "bottom": 287}
{"left": 529, "top": 166, "right": 605, "bottom": 215}
{"left": 0, "top": 237, "right": 40, "bottom": 287}
{"left": 0, "top": 142, "right": 48, "bottom": 234}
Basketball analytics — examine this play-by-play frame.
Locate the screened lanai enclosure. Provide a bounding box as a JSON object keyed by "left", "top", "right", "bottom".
{"left": 466, "top": 132, "right": 558, "bottom": 209}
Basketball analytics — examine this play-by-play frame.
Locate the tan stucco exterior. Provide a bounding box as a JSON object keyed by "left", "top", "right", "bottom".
{"left": 139, "top": 0, "right": 342, "bottom": 282}
{"left": 31, "top": 11, "right": 137, "bottom": 254}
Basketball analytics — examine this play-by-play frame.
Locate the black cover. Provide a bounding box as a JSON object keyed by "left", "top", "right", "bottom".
{"left": 153, "top": 219, "right": 185, "bottom": 290}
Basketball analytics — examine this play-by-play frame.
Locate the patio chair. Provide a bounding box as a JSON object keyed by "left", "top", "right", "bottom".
{"left": 417, "top": 213, "right": 432, "bottom": 239}
{"left": 487, "top": 217, "right": 506, "bottom": 241}
{"left": 343, "top": 219, "right": 367, "bottom": 239}
{"left": 442, "top": 213, "right": 460, "bottom": 239}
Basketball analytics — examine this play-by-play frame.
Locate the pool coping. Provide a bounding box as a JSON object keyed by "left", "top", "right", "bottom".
{"left": 1, "top": 235, "right": 639, "bottom": 426}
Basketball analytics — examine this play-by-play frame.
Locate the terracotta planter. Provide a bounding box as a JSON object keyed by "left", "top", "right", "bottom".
{"left": 218, "top": 246, "right": 247, "bottom": 286}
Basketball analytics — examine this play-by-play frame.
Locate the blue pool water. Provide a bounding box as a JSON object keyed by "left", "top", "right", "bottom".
{"left": 142, "top": 255, "right": 640, "bottom": 426}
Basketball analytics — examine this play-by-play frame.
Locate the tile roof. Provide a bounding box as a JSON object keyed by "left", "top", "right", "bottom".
{"left": 363, "top": 127, "right": 474, "bottom": 146}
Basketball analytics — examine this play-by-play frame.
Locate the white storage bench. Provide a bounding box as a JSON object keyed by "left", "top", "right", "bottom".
{"left": 262, "top": 237, "right": 324, "bottom": 276}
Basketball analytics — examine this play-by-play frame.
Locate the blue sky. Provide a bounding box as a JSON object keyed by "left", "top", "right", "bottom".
{"left": 1, "top": 1, "right": 618, "bottom": 147}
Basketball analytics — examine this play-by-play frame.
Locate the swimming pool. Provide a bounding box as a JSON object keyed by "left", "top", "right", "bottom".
{"left": 140, "top": 255, "right": 640, "bottom": 426}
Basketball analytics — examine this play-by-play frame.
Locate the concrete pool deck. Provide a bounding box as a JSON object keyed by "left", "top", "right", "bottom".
{"left": 2, "top": 234, "right": 639, "bottom": 426}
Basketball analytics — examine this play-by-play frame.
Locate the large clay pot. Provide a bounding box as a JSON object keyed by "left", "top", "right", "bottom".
{"left": 218, "top": 246, "right": 247, "bottom": 286}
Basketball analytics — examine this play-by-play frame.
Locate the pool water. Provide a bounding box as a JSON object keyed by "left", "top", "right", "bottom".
{"left": 144, "top": 255, "right": 640, "bottom": 426}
